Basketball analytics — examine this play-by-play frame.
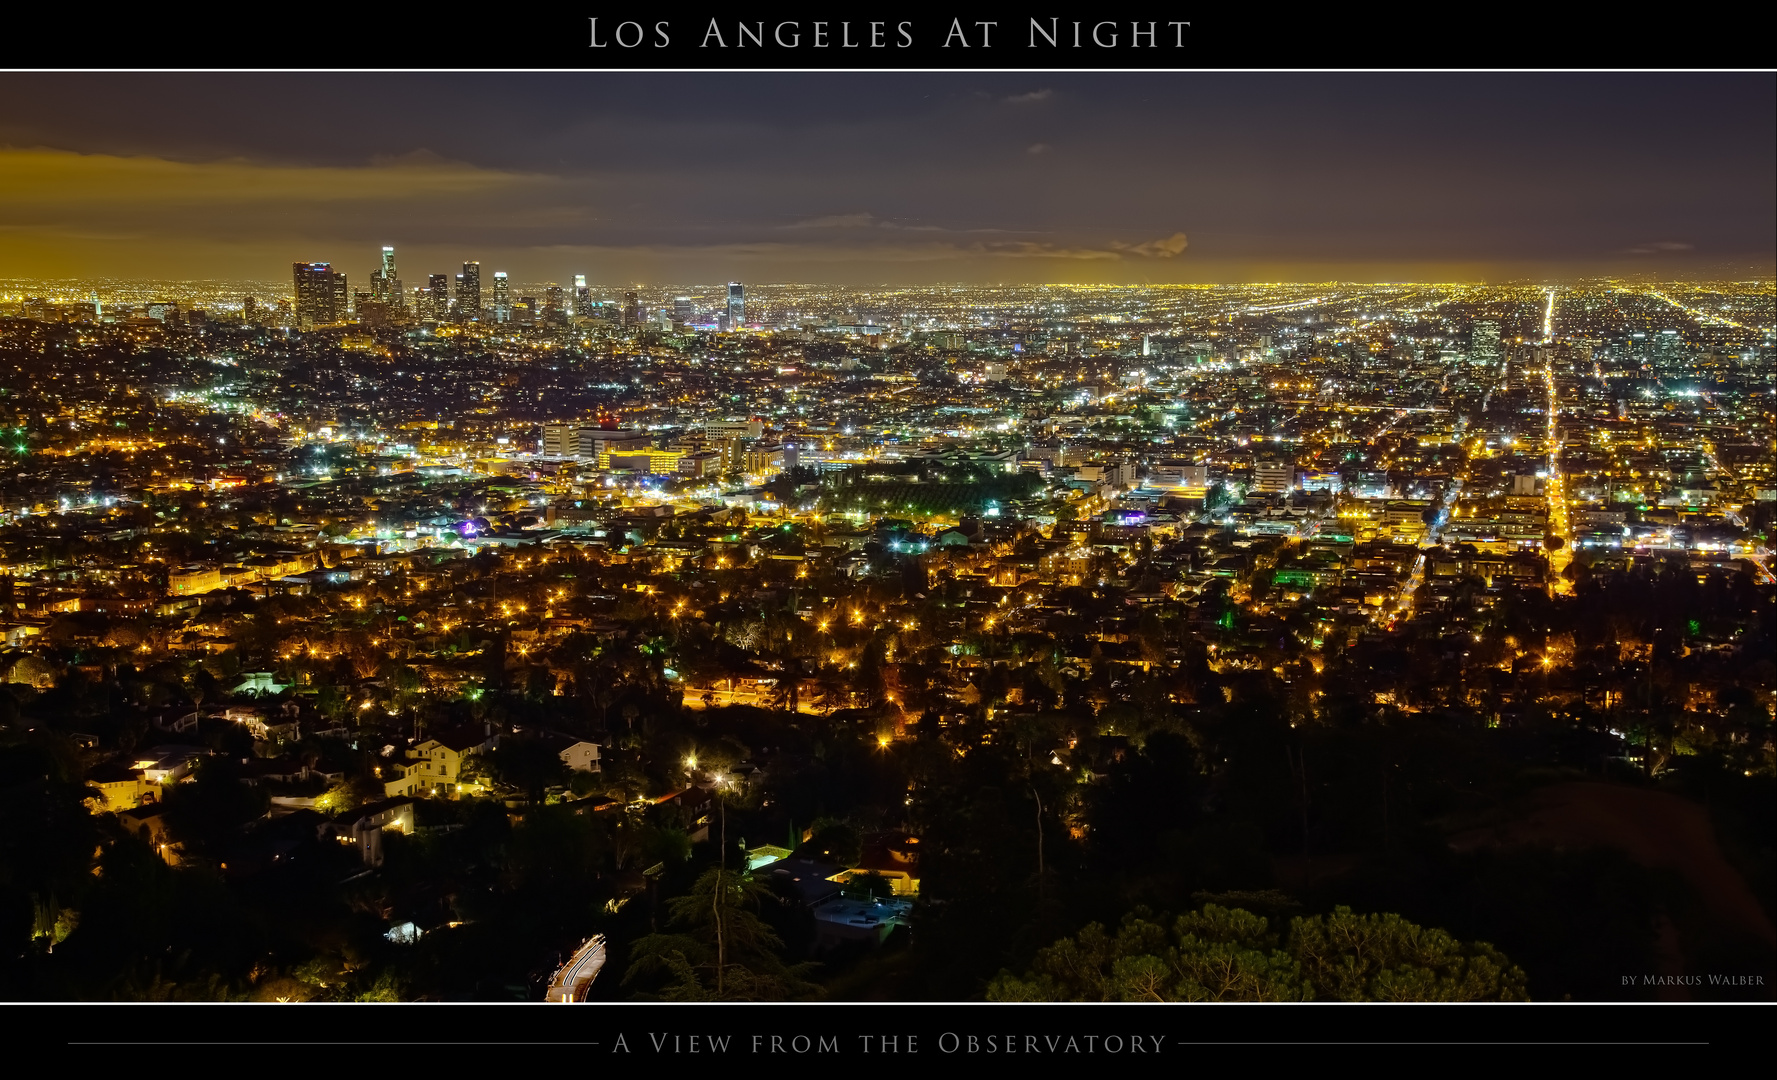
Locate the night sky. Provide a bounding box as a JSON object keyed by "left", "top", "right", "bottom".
{"left": 0, "top": 72, "right": 1770, "bottom": 284}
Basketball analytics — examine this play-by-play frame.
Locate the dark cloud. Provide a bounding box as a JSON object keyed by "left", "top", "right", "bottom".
{"left": 1115, "top": 233, "right": 1189, "bottom": 258}
{"left": 0, "top": 72, "right": 1768, "bottom": 283}
{"left": 1625, "top": 241, "right": 1696, "bottom": 255}
{"left": 785, "top": 213, "right": 880, "bottom": 229}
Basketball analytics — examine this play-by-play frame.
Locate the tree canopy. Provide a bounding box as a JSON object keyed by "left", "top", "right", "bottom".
{"left": 987, "top": 902, "right": 1527, "bottom": 1002}
{"left": 622, "top": 867, "right": 819, "bottom": 1001}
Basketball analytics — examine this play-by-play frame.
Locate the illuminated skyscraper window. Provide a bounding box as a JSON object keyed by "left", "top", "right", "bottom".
{"left": 293, "top": 262, "right": 347, "bottom": 329}
{"left": 457, "top": 262, "right": 481, "bottom": 321}
{"left": 492, "top": 272, "right": 511, "bottom": 323}
{"left": 727, "top": 282, "right": 745, "bottom": 328}
{"left": 1470, "top": 319, "right": 1502, "bottom": 366}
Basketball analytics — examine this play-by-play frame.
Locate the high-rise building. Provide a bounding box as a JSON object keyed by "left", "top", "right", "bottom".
{"left": 542, "top": 423, "right": 654, "bottom": 461}
{"left": 705, "top": 417, "right": 766, "bottom": 440}
{"left": 1470, "top": 320, "right": 1502, "bottom": 366}
{"left": 623, "top": 291, "right": 640, "bottom": 328}
{"left": 370, "top": 246, "right": 401, "bottom": 310}
{"left": 1253, "top": 459, "right": 1295, "bottom": 494}
{"left": 492, "top": 272, "right": 511, "bottom": 323}
{"left": 456, "top": 262, "right": 481, "bottom": 322}
{"left": 745, "top": 442, "right": 785, "bottom": 476}
{"left": 544, "top": 284, "right": 565, "bottom": 323}
{"left": 541, "top": 423, "right": 578, "bottom": 458}
{"left": 727, "top": 282, "right": 745, "bottom": 328}
{"left": 427, "top": 274, "right": 450, "bottom": 322}
{"left": 293, "top": 262, "right": 348, "bottom": 329}
{"left": 242, "top": 296, "right": 258, "bottom": 325}
{"left": 1654, "top": 329, "right": 1682, "bottom": 361}
{"left": 573, "top": 275, "right": 591, "bottom": 318}
{"left": 673, "top": 297, "right": 695, "bottom": 325}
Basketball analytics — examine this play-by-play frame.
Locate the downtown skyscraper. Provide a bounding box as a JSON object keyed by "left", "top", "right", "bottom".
{"left": 292, "top": 262, "right": 348, "bottom": 329}
{"left": 369, "top": 246, "right": 402, "bottom": 310}
{"left": 727, "top": 282, "right": 745, "bottom": 329}
{"left": 1470, "top": 319, "right": 1502, "bottom": 366}
{"left": 455, "top": 262, "right": 481, "bottom": 322}
{"left": 426, "top": 274, "right": 450, "bottom": 322}
{"left": 492, "top": 272, "right": 511, "bottom": 323}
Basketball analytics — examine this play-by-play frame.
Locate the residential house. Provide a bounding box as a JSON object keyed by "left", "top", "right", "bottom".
{"left": 383, "top": 723, "right": 498, "bottom": 798}
{"left": 830, "top": 832, "right": 922, "bottom": 897}
{"left": 88, "top": 761, "right": 147, "bottom": 812}
{"left": 225, "top": 701, "right": 300, "bottom": 742}
{"left": 118, "top": 804, "right": 180, "bottom": 864}
{"left": 753, "top": 855, "right": 844, "bottom": 908}
{"left": 133, "top": 745, "right": 207, "bottom": 786}
{"left": 346, "top": 797, "right": 416, "bottom": 866}
{"left": 538, "top": 731, "right": 602, "bottom": 773}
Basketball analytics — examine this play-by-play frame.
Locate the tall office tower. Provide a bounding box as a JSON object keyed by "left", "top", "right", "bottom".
{"left": 623, "top": 290, "right": 640, "bottom": 327}
{"left": 673, "top": 296, "right": 694, "bottom": 324}
{"left": 427, "top": 274, "right": 450, "bottom": 322}
{"left": 544, "top": 284, "right": 564, "bottom": 322}
{"left": 727, "top": 282, "right": 745, "bottom": 328}
{"left": 387, "top": 248, "right": 404, "bottom": 311}
{"left": 242, "top": 296, "right": 258, "bottom": 325}
{"left": 540, "top": 423, "right": 579, "bottom": 458}
{"left": 457, "top": 262, "right": 481, "bottom": 322}
{"left": 293, "top": 262, "right": 348, "bottom": 329}
{"left": 573, "top": 275, "right": 591, "bottom": 318}
{"left": 492, "top": 272, "right": 511, "bottom": 323}
{"left": 370, "top": 246, "right": 400, "bottom": 307}
{"left": 1654, "top": 329, "right": 1682, "bottom": 361}
{"left": 1470, "top": 319, "right": 1502, "bottom": 366}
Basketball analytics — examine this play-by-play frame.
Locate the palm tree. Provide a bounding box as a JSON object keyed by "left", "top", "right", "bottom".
{"left": 622, "top": 867, "right": 818, "bottom": 1000}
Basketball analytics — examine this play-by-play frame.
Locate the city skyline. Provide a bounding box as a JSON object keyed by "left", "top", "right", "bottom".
{"left": 0, "top": 73, "right": 1770, "bottom": 284}
{"left": 3, "top": 254, "right": 1771, "bottom": 1008}
{"left": 0, "top": 64, "right": 1771, "bottom": 1012}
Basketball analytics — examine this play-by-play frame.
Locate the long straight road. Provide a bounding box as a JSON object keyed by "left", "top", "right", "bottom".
{"left": 1542, "top": 289, "right": 1572, "bottom": 593}
{"left": 1393, "top": 475, "right": 1465, "bottom": 626}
